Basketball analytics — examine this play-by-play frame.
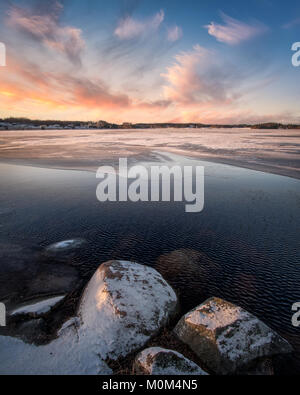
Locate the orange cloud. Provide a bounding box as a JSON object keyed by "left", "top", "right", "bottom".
{"left": 0, "top": 54, "right": 171, "bottom": 122}
{"left": 162, "top": 45, "right": 239, "bottom": 105}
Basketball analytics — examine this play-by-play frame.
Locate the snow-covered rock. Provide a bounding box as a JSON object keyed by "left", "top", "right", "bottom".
{"left": 77, "top": 260, "right": 178, "bottom": 360}
{"left": 43, "top": 239, "right": 88, "bottom": 265}
{"left": 46, "top": 239, "right": 86, "bottom": 252}
{"left": 134, "top": 347, "right": 208, "bottom": 375}
{"left": 174, "top": 297, "right": 292, "bottom": 375}
{"left": 11, "top": 296, "right": 65, "bottom": 317}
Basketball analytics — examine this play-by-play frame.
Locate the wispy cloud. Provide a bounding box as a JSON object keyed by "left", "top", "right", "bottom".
{"left": 205, "top": 13, "right": 267, "bottom": 45}
{"left": 167, "top": 26, "right": 183, "bottom": 42}
{"left": 0, "top": 2, "right": 296, "bottom": 124}
{"left": 160, "top": 43, "right": 280, "bottom": 123}
{"left": 0, "top": 55, "right": 170, "bottom": 118}
{"left": 282, "top": 18, "right": 300, "bottom": 29}
{"left": 162, "top": 44, "right": 240, "bottom": 105}
{"left": 7, "top": 1, "right": 85, "bottom": 65}
{"left": 102, "top": 9, "right": 177, "bottom": 82}
{"left": 114, "top": 9, "right": 164, "bottom": 40}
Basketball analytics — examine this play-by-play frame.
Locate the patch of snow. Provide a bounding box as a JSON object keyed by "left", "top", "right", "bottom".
{"left": 11, "top": 296, "right": 65, "bottom": 316}
{"left": 0, "top": 322, "right": 112, "bottom": 375}
{"left": 58, "top": 317, "right": 81, "bottom": 336}
{"left": 46, "top": 239, "right": 85, "bottom": 252}
{"left": 185, "top": 299, "right": 248, "bottom": 331}
{"left": 216, "top": 316, "right": 275, "bottom": 362}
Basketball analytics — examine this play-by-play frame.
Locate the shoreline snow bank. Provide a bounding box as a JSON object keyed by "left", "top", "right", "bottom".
{"left": 11, "top": 296, "right": 65, "bottom": 317}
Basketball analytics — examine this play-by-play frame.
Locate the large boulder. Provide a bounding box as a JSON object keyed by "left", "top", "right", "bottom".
{"left": 156, "top": 249, "right": 220, "bottom": 286}
{"left": 174, "top": 297, "right": 292, "bottom": 375}
{"left": 77, "top": 260, "right": 178, "bottom": 360}
{"left": 134, "top": 347, "right": 208, "bottom": 375}
{"left": 155, "top": 249, "right": 221, "bottom": 307}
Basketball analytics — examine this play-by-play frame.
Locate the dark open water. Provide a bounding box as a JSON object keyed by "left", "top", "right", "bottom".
{"left": 0, "top": 155, "right": 299, "bottom": 372}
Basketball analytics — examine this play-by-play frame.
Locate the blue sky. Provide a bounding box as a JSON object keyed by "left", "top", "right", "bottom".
{"left": 0, "top": 0, "right": 299, "bottom": 123}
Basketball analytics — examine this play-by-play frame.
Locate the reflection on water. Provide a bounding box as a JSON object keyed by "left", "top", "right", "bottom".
{"left": 0, "top": 156, "right": 299, "bottom": 372}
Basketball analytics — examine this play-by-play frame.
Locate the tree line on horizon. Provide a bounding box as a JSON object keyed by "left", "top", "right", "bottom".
{"left": 0, "top": 117, "right": 299, "bottom": 130}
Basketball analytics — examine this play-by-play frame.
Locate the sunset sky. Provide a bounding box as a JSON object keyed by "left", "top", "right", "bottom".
{"left": 0, "top": 0, "right": 299, "bottom": 123}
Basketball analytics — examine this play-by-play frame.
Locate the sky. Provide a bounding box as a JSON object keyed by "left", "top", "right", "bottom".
{"left": 0, "top": 0, "right": 299, "bottom": 124}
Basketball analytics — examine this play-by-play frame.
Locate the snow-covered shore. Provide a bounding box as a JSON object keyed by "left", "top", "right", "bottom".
{"left": 0, "top": 261, "right": 293, "bottom": 375}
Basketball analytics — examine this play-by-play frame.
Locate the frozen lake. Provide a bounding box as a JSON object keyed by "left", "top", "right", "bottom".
{"left": 0, "top": 129, "right": 299, "bottom": 373}
{"left": 0, "top": 128, "right": 299, "bottom": 178}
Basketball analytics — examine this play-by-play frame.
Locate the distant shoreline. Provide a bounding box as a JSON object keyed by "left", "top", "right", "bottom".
{"left": 1, "top": 118, "right": 300, "bottom": 131}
